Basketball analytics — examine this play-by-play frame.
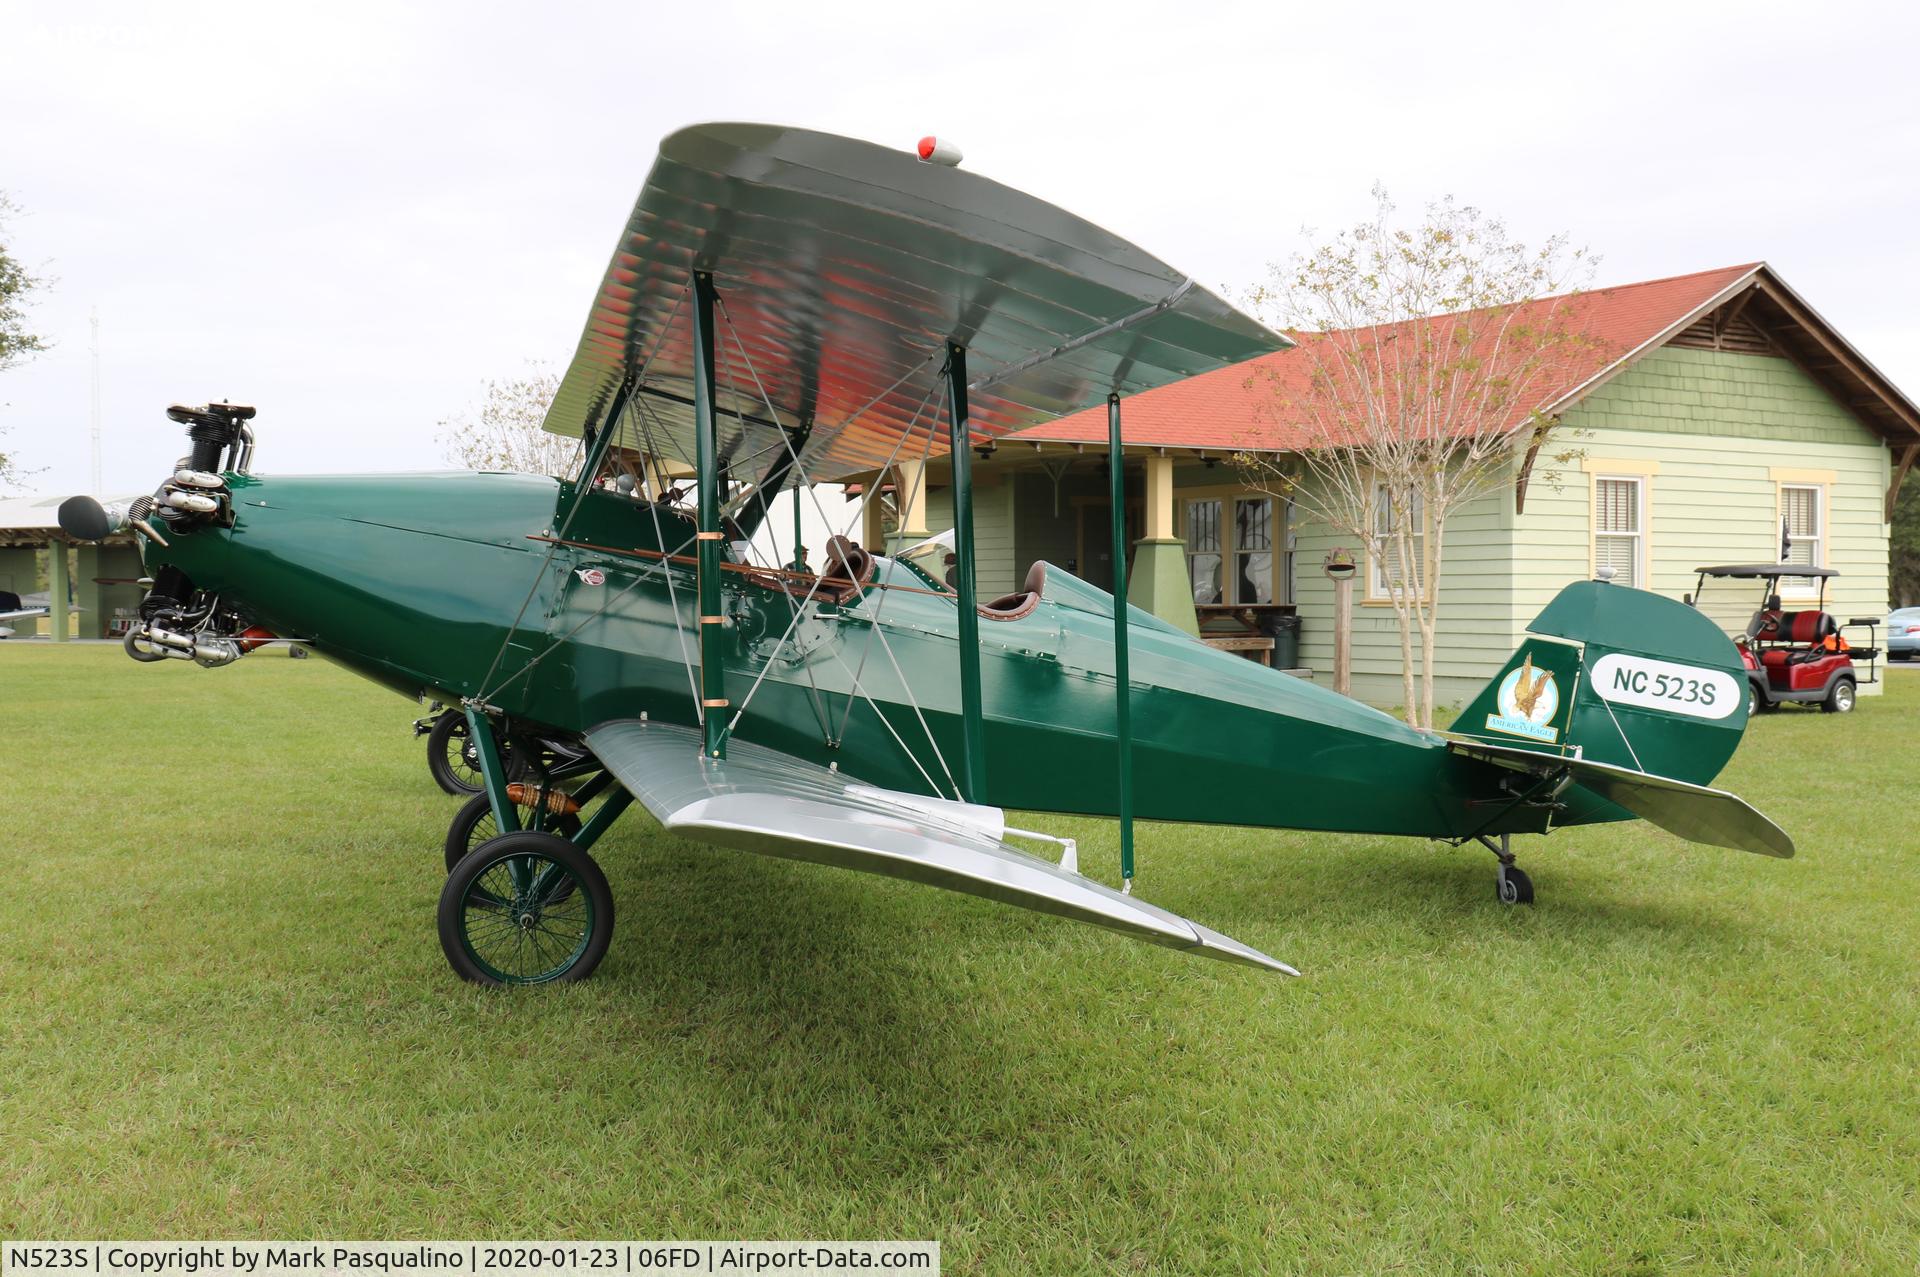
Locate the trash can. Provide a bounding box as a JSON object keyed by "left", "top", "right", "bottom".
{"left": 1264, "top": 612, "right": 1302, "bottom": 670}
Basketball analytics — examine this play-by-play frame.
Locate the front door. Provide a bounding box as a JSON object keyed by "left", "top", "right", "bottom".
{"left": 1077, "top": 501, "right": 1143, "bottom": 593}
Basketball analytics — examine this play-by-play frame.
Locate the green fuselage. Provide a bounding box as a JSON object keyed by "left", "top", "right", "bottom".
{"left": 148, "top": 470, "right": 1540, "bottom": 839}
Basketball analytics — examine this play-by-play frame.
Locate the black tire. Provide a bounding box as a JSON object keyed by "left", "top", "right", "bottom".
{"left": 1822, "top": 677, "right": 1856, "bottom": 714}
{"left": 438, "top": 831, "right": 613, "bottom": 986}
{"left": 426, "top": 712, "right": 484, "bottom": 795}
{"left": 444, "top": 792, "right": 581, "bottom": 872}
{"left": 1496, "top": 866, "right": 1534, "bottom": 905}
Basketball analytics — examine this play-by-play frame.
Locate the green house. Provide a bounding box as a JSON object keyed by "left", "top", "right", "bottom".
{"left": 854, "top": 264, "right": 1920, "bottom": 708}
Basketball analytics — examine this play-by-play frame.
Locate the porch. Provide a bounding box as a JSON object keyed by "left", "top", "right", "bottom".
{"left": 852, "top": 446, "right": 1303, "bottom": 665}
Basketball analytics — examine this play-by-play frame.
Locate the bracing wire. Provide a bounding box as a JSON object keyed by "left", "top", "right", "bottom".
{"left": 474, "top": 287, "right": 689, "bottom": 704}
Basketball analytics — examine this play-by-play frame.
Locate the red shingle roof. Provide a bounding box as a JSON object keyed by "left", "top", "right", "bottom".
{"left": 1003, "top": 264, "right": 1762, "bottom": 451}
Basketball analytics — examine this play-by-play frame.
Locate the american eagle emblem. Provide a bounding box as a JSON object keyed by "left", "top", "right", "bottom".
{"left": 1511, "top": 654, "right": 1549, "bottom": 720}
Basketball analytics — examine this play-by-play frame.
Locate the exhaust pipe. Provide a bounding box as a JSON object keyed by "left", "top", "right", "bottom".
{"left": 137, "top": 623, "right": 244, "bottom": 667}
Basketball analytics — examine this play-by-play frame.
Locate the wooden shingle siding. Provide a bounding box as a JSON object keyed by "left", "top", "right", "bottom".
{"left": 1572, "top": 347, "right": 1872, "bottom": 446}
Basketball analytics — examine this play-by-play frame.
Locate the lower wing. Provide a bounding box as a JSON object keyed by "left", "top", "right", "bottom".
{"left": 586, "top": 719, "right": 1296, "bottom": 974}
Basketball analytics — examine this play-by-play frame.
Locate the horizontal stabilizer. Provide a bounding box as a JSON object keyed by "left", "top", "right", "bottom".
{"left": 586, "top": 719, "right": 1296, "bottom": 974}
{"left": 1449, "top": 739, "right": 1794, "bottom": 859}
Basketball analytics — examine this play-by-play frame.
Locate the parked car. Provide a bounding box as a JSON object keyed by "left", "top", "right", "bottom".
{"left": 1889, "top": 607, "right": 1920, "bottom": 661}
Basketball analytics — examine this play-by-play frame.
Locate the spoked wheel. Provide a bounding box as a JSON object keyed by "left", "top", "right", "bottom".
{"left": 445, "top": 793, "right": 582, "bottom": 872}
{"left": 1496, "top": 865, "right": 1534, "bottom": 905}
{"left": 438, "top": 831, "right": 613, "bottom": 986}
{"left": 427, "top": 713, "right": 485, "bottom": 795}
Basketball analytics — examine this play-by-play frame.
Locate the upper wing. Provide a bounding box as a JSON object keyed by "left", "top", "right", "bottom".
{"left": 586, "top": 718, "right": 1296, "bottom": 974}
{"left": 543, "top": 123, "right": 1290, "bottom": 481}
{"left": 1448, "top": 738, "right": 1795, "bottom": 858}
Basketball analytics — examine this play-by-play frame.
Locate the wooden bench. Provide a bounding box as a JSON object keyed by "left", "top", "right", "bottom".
{"left": 1201, "top": 633, "right": 1275, "bottom": 665}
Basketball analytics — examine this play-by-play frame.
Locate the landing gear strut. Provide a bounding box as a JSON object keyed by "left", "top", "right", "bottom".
{"left": 1477, "top": 833, "right": 1534, "bottom": 905}
{"left": 438, "top": 706, "right": 633, "bottom": 985}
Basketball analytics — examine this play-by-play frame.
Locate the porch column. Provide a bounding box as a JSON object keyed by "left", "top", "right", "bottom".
{"left": 886, "top": 458, "right": 931, "bottom": 553}
{"left": 76, "top": 545, "right": 106, "bottom": 639}
{"left": 861, "top": 476, "right": 890, "bottom": 550}
{"left": 1128, "top": 453, "right": 1199, "bottom": 636}
{"left": 48, "top": 541, "right": 69, "bottom": 642}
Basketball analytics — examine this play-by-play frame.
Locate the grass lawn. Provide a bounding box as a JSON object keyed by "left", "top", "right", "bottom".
{"left": 1, "top": 645, "right": 1915, "bottom": 1273}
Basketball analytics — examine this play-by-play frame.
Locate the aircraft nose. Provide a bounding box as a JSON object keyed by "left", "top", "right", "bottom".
{"left": 58, "top": 495, "right": 125, "bottom": 541}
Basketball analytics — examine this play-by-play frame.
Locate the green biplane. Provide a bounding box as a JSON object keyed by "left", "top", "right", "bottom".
{"left": 59, "top": 124, "right": 1792, "bottom": 985}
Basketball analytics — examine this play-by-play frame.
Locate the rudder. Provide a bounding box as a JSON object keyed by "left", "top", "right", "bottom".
{"left": 1451, "top": 580, "right": 1749, "bottom": 789}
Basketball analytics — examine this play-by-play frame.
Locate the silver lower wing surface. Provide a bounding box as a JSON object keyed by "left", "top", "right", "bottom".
{"left": 586, "top": 719, "right": 1295, "bottom": 974}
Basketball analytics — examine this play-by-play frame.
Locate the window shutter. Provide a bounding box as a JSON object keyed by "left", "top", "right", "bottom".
{"left": 1595, "top": 478, "right": 1637, "bottom": 533}
{"left": 1595, "top": 534, "right": 1638, "bottom": 585}
{"left": 1782, "top": 486, "right": 1818, "bottom": 538}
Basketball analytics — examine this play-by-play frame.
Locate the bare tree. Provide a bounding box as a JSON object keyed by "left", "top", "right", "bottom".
{"left": 1237, "top": 188, "right": 1607, "bottom": 729}
{"left": 0, "top": 192, "right": 50, "bottom": 490}
{"left": 438, "top": 364, "right": 581, "bottom": 478}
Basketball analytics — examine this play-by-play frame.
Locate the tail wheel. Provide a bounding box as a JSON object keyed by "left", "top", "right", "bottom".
{"left": 1822, "top": 677, "right": 1856, "bottom": 714}
{"left": 438, "top": 831, "right": 613, "bottom": 985}
{"left": 1496, "top": 865, "right": 1534, "bottom": 905}
{"left": 444, "top": 792, "right": 581, "bottom": 871}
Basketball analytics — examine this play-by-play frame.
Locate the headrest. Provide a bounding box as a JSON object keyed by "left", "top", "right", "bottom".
{"left": 1766, "top": 593, "right": 1782, "bottom": 611}
{"left": 1784, "top": 611, "right": 1836, "bottom": 643}
{"left": 823, "top": 535, "right": 874, "bottom": 585}
{"left": 1021, "top": 561, "right": 1047, "bottom": 597}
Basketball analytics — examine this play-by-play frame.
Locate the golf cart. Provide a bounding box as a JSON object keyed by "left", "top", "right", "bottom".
{"left": 1686, "top": 565, "right": 1880, "bottom": 714}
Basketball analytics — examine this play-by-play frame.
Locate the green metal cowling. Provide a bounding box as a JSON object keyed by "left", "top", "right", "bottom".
{"left": 141, "top": 471, "right": 575, "bottom": 706}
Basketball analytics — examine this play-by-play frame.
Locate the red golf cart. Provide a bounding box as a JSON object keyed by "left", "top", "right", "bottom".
{"left": 1687, "top": 565, "right": 1881, "bottom": 714}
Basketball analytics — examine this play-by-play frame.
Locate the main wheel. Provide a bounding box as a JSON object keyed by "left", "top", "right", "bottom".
{"left": 1496, "top": 865, "right": 1534, "bottom": 905}
{"left": 426, "top": 713, "right": 485, "bottom": 795}
{"left": 1822, "top": 677, "right": 1856, "bottom": 714}
{"left": 438, "top": 831, "right": 613, "bottom": 985}
{"left": 443, "top": 793, "right": 582, "bottom": 870}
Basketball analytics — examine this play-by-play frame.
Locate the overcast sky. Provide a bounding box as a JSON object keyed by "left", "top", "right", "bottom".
{"left": 4, "top": 0, "right": 1918, "bottom": 519}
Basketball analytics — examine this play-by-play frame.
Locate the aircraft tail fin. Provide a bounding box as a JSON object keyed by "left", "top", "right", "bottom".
{"left": 1450, "top": 580, "right": 1751, "bottom": 790}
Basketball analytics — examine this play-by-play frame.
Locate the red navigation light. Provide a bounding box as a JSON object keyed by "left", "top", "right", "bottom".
{"left": 915, "top": 136, "right": 963, "bottom": 167}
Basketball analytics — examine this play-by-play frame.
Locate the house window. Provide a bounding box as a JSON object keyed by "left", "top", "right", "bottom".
{"left": 1232, "top": 497, "right": 1274, "bottom": 604}
{"left": 1185, "top": 495, "right": 1283, "bottom": 606}
{"left": 1186, "top": 498, "right": 1222, "bottom": 604}
{"left": 1780, "top": 483, "right": 1823, "bottom": 593}
{"left": 1369, "top": 484, "right": 1426, "bottom": 599}
{"left": 1593, "top": 476, "right": 1643, "bottom": 587}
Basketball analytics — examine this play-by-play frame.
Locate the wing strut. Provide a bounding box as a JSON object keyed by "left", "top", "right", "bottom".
{"left": 1107, "top": 391, "right": 1136, "bottom": 888}
{"left": 945, "top": 345, "right": 987, "bottom": 802}
{"left": 691, "top": 270, "right": 728, "bottom": 760}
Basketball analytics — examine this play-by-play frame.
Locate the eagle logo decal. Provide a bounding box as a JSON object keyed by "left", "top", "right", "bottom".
{"left": 1486, "top": 653, "right": 1562, "bottom": 743}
